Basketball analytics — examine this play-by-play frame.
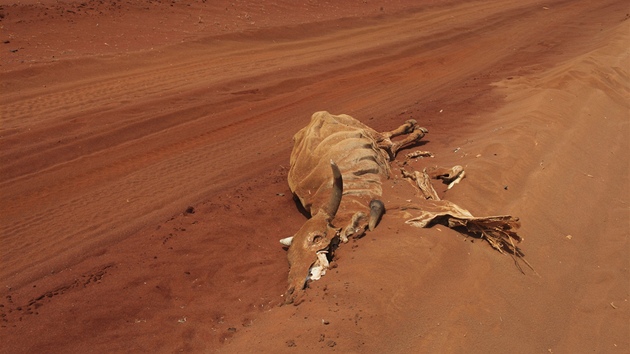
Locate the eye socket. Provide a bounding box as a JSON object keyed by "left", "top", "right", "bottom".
{"left": 309, "top": 232, "right": 324, "bottom": 244}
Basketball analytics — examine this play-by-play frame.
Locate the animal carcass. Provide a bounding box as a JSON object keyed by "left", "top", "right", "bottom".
{"left": 281, "top": 111, "right": 522, "bottom": 304}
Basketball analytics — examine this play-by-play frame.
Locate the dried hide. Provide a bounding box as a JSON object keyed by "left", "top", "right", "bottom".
{"left": 400, "top": 166, "right": 522, "bottom": 255}
{"left": 407, "top": 207, "right": 522, "bottom": 255}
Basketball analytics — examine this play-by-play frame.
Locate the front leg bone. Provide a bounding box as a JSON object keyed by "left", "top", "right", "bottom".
{"left": 390, "top": 127, "right": 429, "bottom": 157}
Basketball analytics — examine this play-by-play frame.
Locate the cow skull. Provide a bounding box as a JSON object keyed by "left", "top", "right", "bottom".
{"left": 283, "top": 161, "right": 342, "bottom": 304}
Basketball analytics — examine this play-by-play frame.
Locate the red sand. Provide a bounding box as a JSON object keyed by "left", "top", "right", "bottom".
{"left": 1, "top": 0, "right": 628, "bottom": 352}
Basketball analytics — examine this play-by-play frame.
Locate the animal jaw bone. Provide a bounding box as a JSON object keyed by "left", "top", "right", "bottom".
{"left": 308, "top": 250, "right": 330, "bottom": 281}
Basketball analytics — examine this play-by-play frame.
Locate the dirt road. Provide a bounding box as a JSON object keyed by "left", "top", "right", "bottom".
{"left": 1, "top": 0, "right": 628, "bottom": 352}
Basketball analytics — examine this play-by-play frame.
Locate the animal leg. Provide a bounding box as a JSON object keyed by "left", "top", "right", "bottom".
{"left": 376, "top": 120, "right": 428, "bottom": 159}
{"left": 340, "top": 211, "right": 367, "bottom": 242}
{"left": 339, "top": 200, "right": 386, "bottom": 242}
{"left": 381, "top": 119, "right": 418, "bottom": 139}
{"left": 389, "top": 127, "right": 428, "bottom": 157}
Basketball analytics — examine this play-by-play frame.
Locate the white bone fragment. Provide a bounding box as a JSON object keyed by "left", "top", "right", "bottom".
{"left": 447, "top": 170, "right": 466, "bottom": 190}
{"left": 308, "top": 251, "right": 330, "bottom": 281}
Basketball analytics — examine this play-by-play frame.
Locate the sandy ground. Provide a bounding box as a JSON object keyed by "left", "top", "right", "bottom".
{"left": 1, "top": 0, "right": 628, "bottom": 352}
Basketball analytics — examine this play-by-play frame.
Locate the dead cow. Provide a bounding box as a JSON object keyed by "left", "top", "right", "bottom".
{"left": 281, "top": 111, "right": 522, "bottom": 304}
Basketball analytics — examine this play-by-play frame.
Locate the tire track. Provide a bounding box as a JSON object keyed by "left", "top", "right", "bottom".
{"left": 0, "top": 0, "right": 548, "bottom": 184}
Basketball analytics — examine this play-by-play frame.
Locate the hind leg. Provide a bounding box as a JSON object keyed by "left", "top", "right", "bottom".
{"left": 376, "top": 119, "right": 428, "bottom": 159}
{"left": 390, "top": 127, "right": 428, "bottom": 156}
{"left": 381, "top": 119, "right": 418, "bottom": 139}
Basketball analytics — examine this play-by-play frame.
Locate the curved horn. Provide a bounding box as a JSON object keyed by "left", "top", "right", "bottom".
{"left": 322, "top": 160, "right": 343, "bottom": 220}
{"left": 368, "top": 199, "right": 385, "bottom": 231}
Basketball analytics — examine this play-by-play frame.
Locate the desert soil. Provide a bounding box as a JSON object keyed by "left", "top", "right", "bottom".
{"left": 1, "top": 0, "right": 628, "bottom": 352}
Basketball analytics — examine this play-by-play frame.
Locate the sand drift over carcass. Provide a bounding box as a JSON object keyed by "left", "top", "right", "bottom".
{"left": 281, "top": 111, "right": 525, "bottom": 304}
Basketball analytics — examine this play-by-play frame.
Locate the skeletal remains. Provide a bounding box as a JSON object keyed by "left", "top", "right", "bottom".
{"left": 281, "top": 111, "right": 523, "bottom": 304}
